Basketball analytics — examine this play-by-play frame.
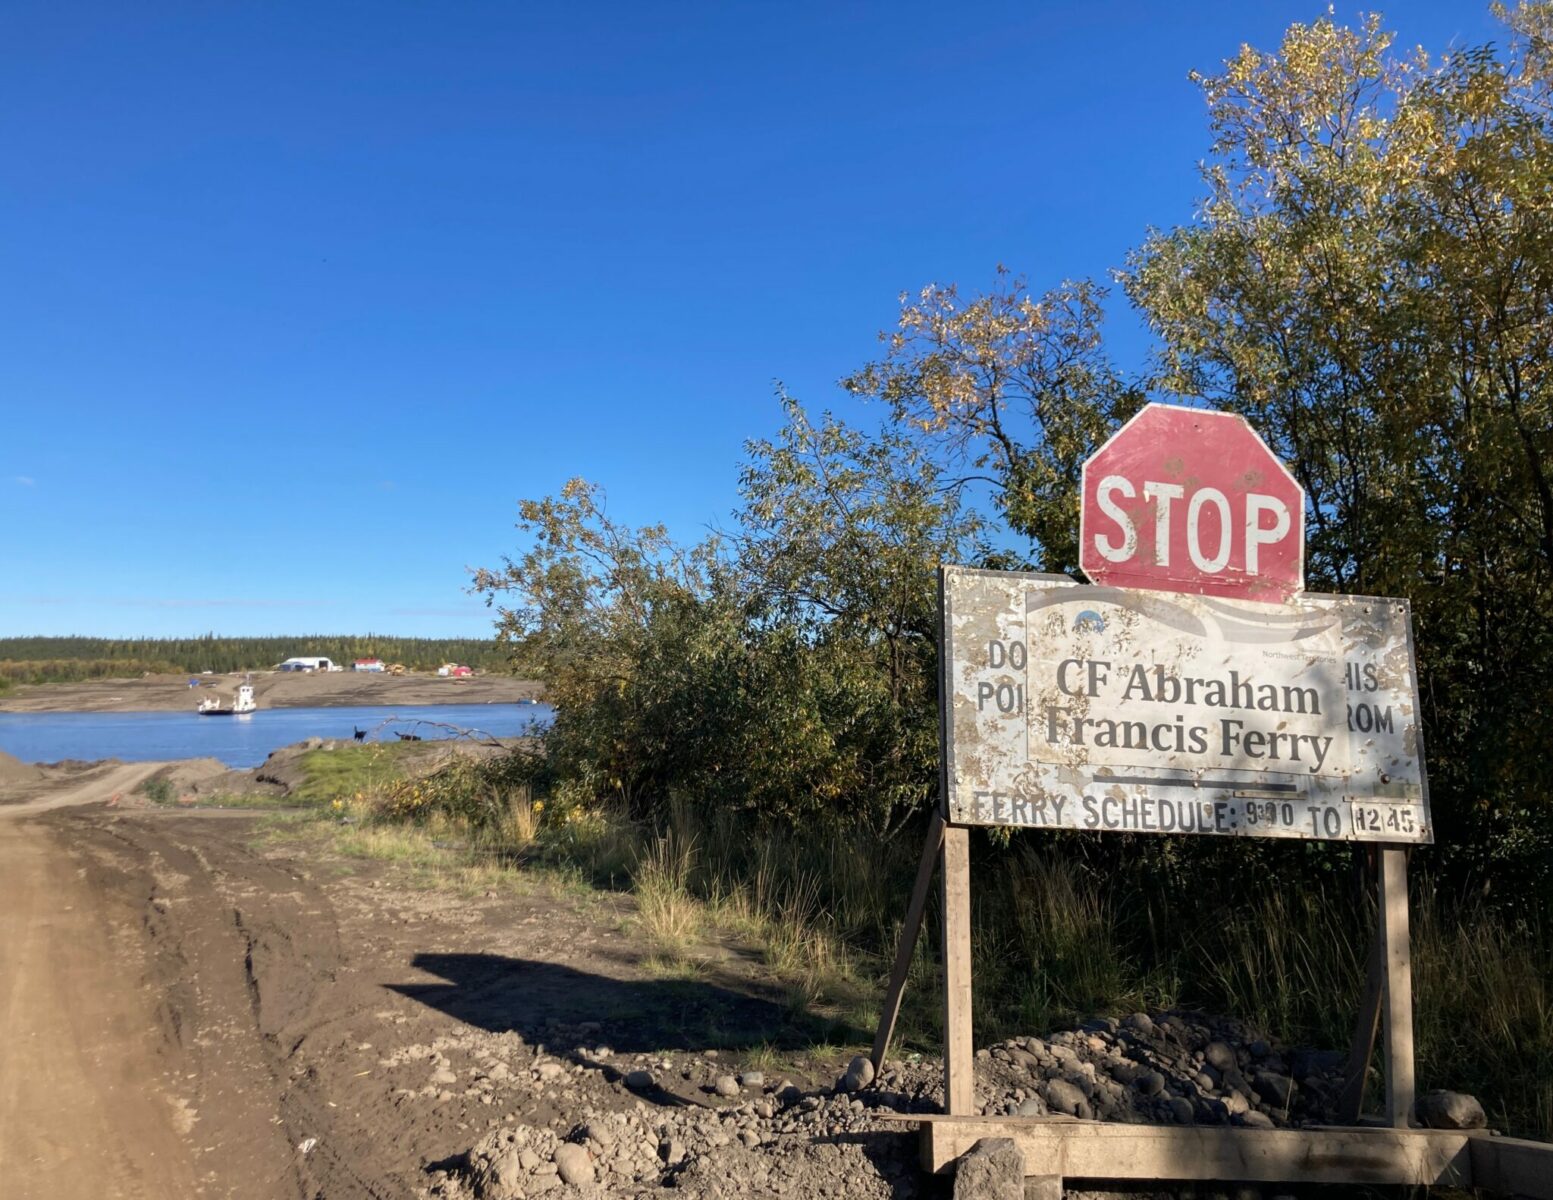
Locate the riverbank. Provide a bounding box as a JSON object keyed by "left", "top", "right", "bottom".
{"left": 0, "top": 736, "right": 514, "bottom": 809}
{"left": 0, "top": 671, "right": 543, "bottom": 713}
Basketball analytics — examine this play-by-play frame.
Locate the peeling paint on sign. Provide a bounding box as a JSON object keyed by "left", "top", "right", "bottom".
{"left": 941, "top": 567, "right": 1431, "bottom": 844}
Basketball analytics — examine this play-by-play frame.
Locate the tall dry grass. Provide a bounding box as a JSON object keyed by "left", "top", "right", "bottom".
{"left": 349, "top": 770, "right": 1551, "bottom": 1141}
{"left": 633, "top": 827, "right": 702, "bottom": 946}
{"left": 1411, "top": 896, "right": 1552, "bottom": 1137}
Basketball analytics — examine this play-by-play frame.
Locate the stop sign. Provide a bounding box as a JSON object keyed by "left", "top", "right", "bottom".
{"left": 1079, "top": 403, "right": 1304, "bottom": 602}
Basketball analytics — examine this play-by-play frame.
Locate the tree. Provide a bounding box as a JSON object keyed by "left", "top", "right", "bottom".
{"left": 842, "top": 269, "right": 1141, "bottom": 571}
{"left": 736, "top": 396, "right": 987, "bottom": 833}
{"left": 472, "top": 402, "right": 986, "bottom": 836}
{"left": 1122, "top": 6, "right": 1553, "bottom": 893}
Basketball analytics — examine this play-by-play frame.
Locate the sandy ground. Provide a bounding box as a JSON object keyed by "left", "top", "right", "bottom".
{"left": 0, "top": 765, "right": 884, "bottom": 1200}
{"left": 0, "top": 761, "right": 1404, "bottom": 1199}
{"left": 0, "top": 671, "right": 543, "bottom": 713}
{"left": 0, "top": 763, "right": 297, "bottom": 1199}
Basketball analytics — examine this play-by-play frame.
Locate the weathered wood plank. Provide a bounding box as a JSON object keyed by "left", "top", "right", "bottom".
{"left": 1469, "top": 1132, "right": 1553, "bottom": 1198}
{"left": 941, "top": 824, "right": 973, "bottom": 1116}
{"left": 870, "top": 810, "right": 945, "bottom": 1074}
{"left": 918, "top": 1119, "right": 1475, "bottom": 1185}
{"left": 1339, "top": 920, "right": 1383, "bottom": 1123}
{"left": 1378, "top": 847, "right": 1415, "bottom": 1127}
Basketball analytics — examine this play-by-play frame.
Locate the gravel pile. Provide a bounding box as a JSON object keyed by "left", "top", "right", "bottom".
{"left": 970, "top": 1010, "right": 1347, "bottom": 1128}
{"left": 417, "top": 1009, "right": 1366, "bottom": 1199}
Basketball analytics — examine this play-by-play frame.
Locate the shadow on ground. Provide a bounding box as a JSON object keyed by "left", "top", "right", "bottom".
{"left": 390, "top": 952, "right": 861, "bottom": 1055}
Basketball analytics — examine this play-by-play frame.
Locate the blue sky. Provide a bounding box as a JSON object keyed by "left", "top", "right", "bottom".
{"left": 0, "top": 2, "right": 1501, "bottom": 637}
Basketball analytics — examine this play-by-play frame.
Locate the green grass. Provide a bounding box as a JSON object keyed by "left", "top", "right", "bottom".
{"left": 191, "top": 791, "right": 320, "bottom": 810}
{"left": 289, "top": 742, "right": 423, "bottom": 805}
{"left": 136, "top": 776, "right": 175, "bottom": 804}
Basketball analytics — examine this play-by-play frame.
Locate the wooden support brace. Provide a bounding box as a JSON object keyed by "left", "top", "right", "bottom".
{"left": 914, "top": 1117, "right": 1481, "bottom": 1187}
{"left": 1339, "top": 928, "right": 1384, "bottom": 1123}
{"left": 1339, "top": 851, "right": 1384, "bottom": 1123}
{"left": 941, "top": 823, "right": 974, "bottom": 1116}
{"left": 869, "top": 810, "right": 945, "bottom": 1073}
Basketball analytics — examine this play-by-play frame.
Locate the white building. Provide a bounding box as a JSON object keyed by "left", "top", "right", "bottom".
{"left": 278, "top": 656, "right": 340, "bottom": 672}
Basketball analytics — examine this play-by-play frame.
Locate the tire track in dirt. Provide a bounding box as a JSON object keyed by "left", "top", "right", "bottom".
{"left": 1, "top": 760, "right": 166, "bottom": 816}
{"left": 0, "top": 816, "right": 202, "bottom": 1200}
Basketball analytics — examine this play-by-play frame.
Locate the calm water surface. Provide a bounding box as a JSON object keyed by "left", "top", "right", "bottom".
{"left": 0, "top": 703, "right": 553, "bottom": 769}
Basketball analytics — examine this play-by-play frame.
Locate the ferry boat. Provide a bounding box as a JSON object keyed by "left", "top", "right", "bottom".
{"left": 197, "top": 682, "right": 256, "bottom": 716}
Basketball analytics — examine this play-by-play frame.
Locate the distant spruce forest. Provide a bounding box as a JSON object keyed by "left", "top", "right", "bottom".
{"left": 0, "top": 636, "right": 513, "bottom": 687}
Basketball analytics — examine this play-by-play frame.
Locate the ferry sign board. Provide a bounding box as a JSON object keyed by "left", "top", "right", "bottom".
{"left": 940, "top": 567, "right": 1430, "bottom": 844}
{"left": 1079, "top": 403, "right": 1305, "bottom": 604}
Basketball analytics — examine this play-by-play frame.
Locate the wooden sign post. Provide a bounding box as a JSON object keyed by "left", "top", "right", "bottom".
{"left": 860, "top": 406, "right": 1534, "bottom": 1190}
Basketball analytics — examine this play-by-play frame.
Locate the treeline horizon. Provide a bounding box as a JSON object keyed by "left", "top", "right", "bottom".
{"left": 0, "top": 635, "right": 513, "bottom": 681}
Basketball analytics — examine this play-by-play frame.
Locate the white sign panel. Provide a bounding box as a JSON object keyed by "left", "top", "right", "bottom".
{"left": 942, "top": 567, "right": 1430, "bottom": 843}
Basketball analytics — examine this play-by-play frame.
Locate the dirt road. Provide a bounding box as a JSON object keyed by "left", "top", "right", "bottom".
{"left": 0, "top": 772, "right": 904, "bottom": 1199}
{"left": 0, "top": 816, "right": 201, "bottom": 1199}
{"left": 0, "top": 767, "right": 314, "bottom": 1200}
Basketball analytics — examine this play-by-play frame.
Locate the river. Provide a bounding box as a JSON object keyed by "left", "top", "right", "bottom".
{"left": 0, "top": 702, "right": 553, "bottom": 769}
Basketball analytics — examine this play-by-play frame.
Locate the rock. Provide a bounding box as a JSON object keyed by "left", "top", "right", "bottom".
{"left": 485, "top": 1147, "right": 525, "bottom": 1196}
{"left": 1122, "top": 1012, "right": 1156, "bottom": 1037}
{"left": 714, "top": 1074, "right": 740, "bottom": 1098}
{"left": 1249, "top": 1039, "right": 1271, "bottom": 1059}
{"left": 1198, "top": 1096, "right": 1230, "bottom": 1124}
{"left": 624, "top": 1068, "right": 655, "bottom": 1090}
{"left": 1136, "top": 1069, "right": 1166, "bottom": 1097}
{"left": 739, "top": 1070, "right": 764, "bottom": 1089}
{"left": 1252, "top": 1071, "right": 1296, "bottom": 1109}
{"left": 1239, "top": 1110, "right": 1275, "bottom": 1129}
{"left": 1082, "top": 1016, "right": 1120, "bottom": 1035}
{"left": 430, "top": 1067, "right": 457, "bottom": 1085}
{"left": 954, "top": 1136, "right": 1024, "bottom": 1200}
{"left": 660, "top": 1137, "right": 687, "bottom": 1165}
{"left": 838, "top": 1054, "right": 875, "bottom": 1092}
{"left": 1168, "top": 1096, "right": 1196, "bottom": 1124}
{"left": 1416, "top": 1089, "right": 1487, "bottom": 1130}
{"left": 553, "top": 1143, "right": 593, "bottom": 1186}
{"left": 1009, "top": 1047, "right": 1043, "bottom": 1073}
{"left": 581, "top": 1120, "right": 616, "bottom": 1151}
{"left": 1204, "top": 1041, "right": 1237, "bottom": 1072}
{"left": 1016, "top": 1097, "right": 1047, "bottom": 1117}
{"left": 1044, "top": 1078, "right": 1091, "bottom": 1119}
{"left": 535, "top": 1061, "right": 565, "bottom": 1081}
{"left": 1106, "top": 1061, "right": 1138, "bottom": 1085}
{"left": 776, "top": 1081, "right": 803, "bottom": 1106}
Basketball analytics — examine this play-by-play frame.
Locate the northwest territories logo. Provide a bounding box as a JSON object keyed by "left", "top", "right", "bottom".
{"left": 1036, "top": 587, "right": 1337, "bottom": 644}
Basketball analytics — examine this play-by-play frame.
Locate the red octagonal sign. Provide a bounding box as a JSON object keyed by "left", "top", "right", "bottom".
{"left": 1079, "top": 403, "right": 1305, "bottom": 603}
